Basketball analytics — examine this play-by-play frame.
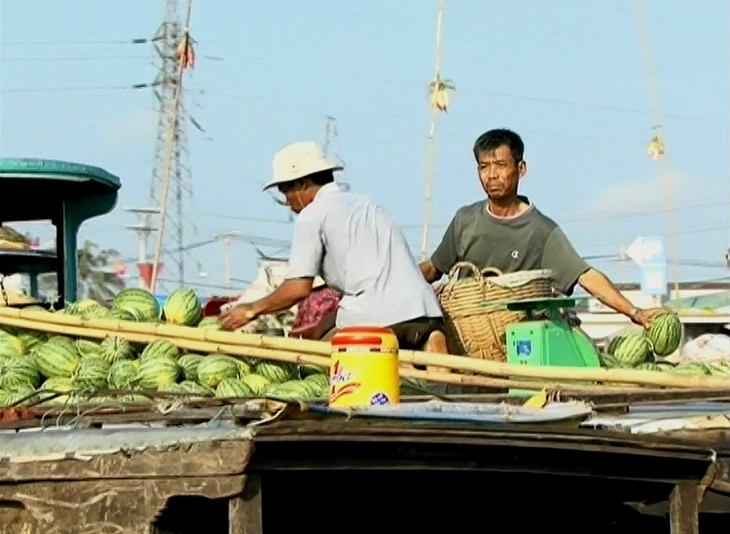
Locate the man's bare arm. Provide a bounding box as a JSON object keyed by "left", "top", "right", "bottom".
{"left": 578, "top": 268, "right": 638, "bottom": 321}
{"left": 249, "top": 278, "right": 313, "bottom": 318}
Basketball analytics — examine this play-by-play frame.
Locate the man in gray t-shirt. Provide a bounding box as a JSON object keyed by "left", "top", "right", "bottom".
{"left": 420, "top": 128, "right": 659, "bottom": 327}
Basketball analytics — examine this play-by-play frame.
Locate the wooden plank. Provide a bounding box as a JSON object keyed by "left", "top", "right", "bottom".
{"left": 669, "top": 482, "right": 702, "bottom": 534}
{"left": 0, "top": 440, "right": 253, "bottom": 482}
{"left": 0, "top": 474, "right": 245, "bottom": 534}
{"left": 229, "top": 473, "right": 263, "bottom": 534}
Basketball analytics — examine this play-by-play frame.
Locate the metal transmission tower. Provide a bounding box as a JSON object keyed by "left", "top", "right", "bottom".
{"left": 145, "top": 0, "right": 196, "bottom": 293}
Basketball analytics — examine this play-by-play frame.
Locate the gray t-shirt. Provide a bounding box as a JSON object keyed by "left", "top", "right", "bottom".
{"left": 431, "top": 196, "right": 590, "bottom": 295}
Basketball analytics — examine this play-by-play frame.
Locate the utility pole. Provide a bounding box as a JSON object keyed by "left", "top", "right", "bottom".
{"left": 145, "top": 0, "right": 196, "bottom": 294}
{"left": 323, "top": 115, "right": 349, "bottom": 191}
{"left": 420, "top": 0, "right": 453, "bottom": 261}
{"left": 124, "top": 207, "right": 160, "bottom": 290}
{"left": 635, "top": 0, "right": 680, "bottom": 300}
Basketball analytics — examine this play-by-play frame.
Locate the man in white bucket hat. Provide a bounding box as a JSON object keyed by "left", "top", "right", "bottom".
{"left": 220, "top": 140, "right": 448, "bottom": 355}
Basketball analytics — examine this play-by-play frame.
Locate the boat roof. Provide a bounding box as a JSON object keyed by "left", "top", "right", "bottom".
{"left": 0, "top": 158, "right": 121, "bottom": 192}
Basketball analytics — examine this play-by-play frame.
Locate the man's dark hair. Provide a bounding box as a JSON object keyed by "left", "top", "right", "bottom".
{"left": 472, "top": 128, "right": 525, "bottom": 164}
{"left": 306, "top": 169, "right": 335, "bottom": 187}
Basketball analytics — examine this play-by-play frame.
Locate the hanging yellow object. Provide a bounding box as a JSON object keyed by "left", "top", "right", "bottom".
{"left": 522, "top": 388, "right": 548, "bottom": 409}
{"left": 647, "top": 134, "right": 665, "bottom": 160}
{"left": 428, "top": 74, "right": 455, "bottom": 112}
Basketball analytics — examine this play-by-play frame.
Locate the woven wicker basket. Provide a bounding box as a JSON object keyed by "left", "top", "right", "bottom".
{"left": 439, "top": 261, "right": 553, "bottom": 362}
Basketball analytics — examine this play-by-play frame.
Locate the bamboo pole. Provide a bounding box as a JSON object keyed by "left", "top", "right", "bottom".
{"left": 0, "top": 314, "right": 643, "bottom": 393}
{"left": 1, "top": 308, "right": 728, "bottom": 390}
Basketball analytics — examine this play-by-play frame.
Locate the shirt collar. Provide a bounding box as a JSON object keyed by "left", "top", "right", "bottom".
{"left": 314, "top": 182, "right": 341, "bottom": 199}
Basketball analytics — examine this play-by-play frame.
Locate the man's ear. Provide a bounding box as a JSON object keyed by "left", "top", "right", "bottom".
{"left": 518, "top": 160, "right": 528, "bottom": 179}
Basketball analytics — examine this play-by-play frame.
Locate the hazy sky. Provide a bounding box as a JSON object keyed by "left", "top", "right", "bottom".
{"left": 1, "top": 0, "right": 728, "bottom": 296}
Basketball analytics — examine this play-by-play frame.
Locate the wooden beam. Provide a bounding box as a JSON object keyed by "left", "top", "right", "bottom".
{"left": 669, "top": 482, "right": 702, "bottom": 534}
{"left": 229, "top": 473, "right": 263, "bottom": 534}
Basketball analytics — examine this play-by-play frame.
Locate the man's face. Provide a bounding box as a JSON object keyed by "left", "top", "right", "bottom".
{"left": 277, "top": 181, "right": 310, "bottom": 214}
{"left": 476, "top": 145, "right": 526, "bottom": 200}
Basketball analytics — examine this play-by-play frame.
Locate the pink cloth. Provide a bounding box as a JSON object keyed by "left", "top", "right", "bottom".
{"left": 293, "top": 287, "right": 342, "bottom": 330}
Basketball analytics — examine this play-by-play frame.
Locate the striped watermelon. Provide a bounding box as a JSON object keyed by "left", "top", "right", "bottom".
{"left": 241, "top": 373, "right": 271, "bottom": 395}
{"left": 163, "top": 288, "right": 202, "bottom": 326}
{"left": 303, "top": 373, "right": 329, "bottom": 393}
{"left": 178, "top": 353, "right": 204, "bottom": 381}
{"left": 100, "top": 336, "right": 137, "bottom": 362}
{"left": 179, "top": 380, "right": 214, "bottom": 396}
{"left": 210, "top": 354, "right": 251, "bottom": 376}
{"left": 609, "top": 332, "right": 652, "bottom": 366}
{"left": 0, "top": 383, "right": 37, "bottom": 407}
{"left": 73, "top": 356, "right": 111, "bottom": 389}
{"left": 197, "top": 317, "right": 221, "bottom": 330}
{"left": 299, "top": 364, "right": 326, "bottom": 378}
{"left": 196, "top": 355, "right": 240, "bottom": 388}
{"left": 109, "top": 307, "right": 140, "bottom": 321}
{"left": 215, "top": 378, "right": 255, "bottom": 398}
{"left": 158, "top": 382, "right": 189, "bottom": 394}
{"left": 634, "top": 362, "right": 664, "bottom": 372}
{"left": 140, "top": 340, "right": 180, "bottom": 362}
{"left": 108, "top": 359, "right": 140, "bottom": 389}
{"left": 0, "top": 357, "right": 41, "bottom": 389}
{"left": 133, "top": 358, "right": 181, "bottom": 389}
{"left": 671, "top": 363, "right": 710, "bottom": 376}
{"left": 76, "top": 338, "right": 102, "bottom": 358}
{"left": 0, "top": 331, "right": 24, "bottom": 355}
{"left": 645, "top": 312, "right": 683, "bottom": 356}
{"left": 113, "top": 288, "right": 161, "bottom": 322}
{"left": 37, "top": 377, "right": 76, "bottom": 405}
{"left": 255, "top": 360, "right": 297, "bottom": 383}
{"left": 0, "top": 342, "right": 21, "bottom": 361}
{"left": 34, "top": 340, "right": 81, "bottom": 378}
{"left": 18, "top": 331, "right": 47, "bottom": 354}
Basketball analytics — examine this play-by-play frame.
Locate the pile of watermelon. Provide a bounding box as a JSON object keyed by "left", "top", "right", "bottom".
{"left": 599, "top": 311, "right": 730, "bottom": 377}
{"left": 0, "top": 287, "right": 332, "bottom": 408}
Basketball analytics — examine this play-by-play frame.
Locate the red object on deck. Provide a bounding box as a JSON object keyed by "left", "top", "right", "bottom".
{"left": 203, "top": 295, "right": 240, "bottom": 317}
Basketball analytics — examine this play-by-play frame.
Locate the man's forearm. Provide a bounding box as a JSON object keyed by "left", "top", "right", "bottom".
{"left": 578, "top": 268, "right": 637, "bottom": 318}
{"left": 250, "top": 281, "right": 310, "bottom": 317}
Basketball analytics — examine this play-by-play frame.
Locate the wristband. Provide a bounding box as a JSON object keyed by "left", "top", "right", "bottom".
{"left": 629, "top": 307, "right": 640, "bottom": 321}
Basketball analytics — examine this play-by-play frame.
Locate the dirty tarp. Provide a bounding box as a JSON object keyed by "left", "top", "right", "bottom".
{"left": 0, "top": 421, "right": 254, "bottom": 463}
{"left": 307, "top": 400, "right": 594, "bottom": 424}
{"left": 581, "top": 401, "right": 730, "bottom": 435}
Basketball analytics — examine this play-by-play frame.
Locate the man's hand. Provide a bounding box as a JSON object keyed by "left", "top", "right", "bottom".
{"left": 219, "top": 304, "right": 257, "bottom": 331}
{"left": 631, "top": 307, "right": 667, "bottom": 328}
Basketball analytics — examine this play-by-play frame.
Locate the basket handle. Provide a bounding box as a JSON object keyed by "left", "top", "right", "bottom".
{"left": 447, "top": 261, "right": 484, "bottom": 282}
{"left": 481, "top": 267, "right": 503, "bottom": 278}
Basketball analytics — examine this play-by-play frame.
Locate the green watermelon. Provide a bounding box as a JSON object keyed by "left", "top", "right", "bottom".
{"left": 0, "top": 357, "right": 41, "bottom": 389}
{"left": 34, "top": 339, "right": 81, "bottom": 378}
{"left": 645, "top": 312, "right": 683, "bottom": 356}
{"left": 197, "top": 317, "right": 222, "bottom": 330}
{"left": 215, "top": 378, "right": 255, "bottom": 398}
{"left": 255, "top": 360, "right": 297, "bottom": 383}
{"left": 37, "top": 377, "right": 76, "bottom": 405}
{"left": 75, "top": 338, "right": 103, "bottom": 358}
{"left": 108, "top": 359, "right": 140, "bottom": 389}
{"left": 241, "top": 373, "right": 271, "bottom": 394}
{"left": 609, "top": 332, "right": 652, "bottom": 366}
{"left": 99, "top": 336, "right": 137, "bottom": 362}
{"left": 163, "top": 288, "right": 202, "bottom": 326}
{"left": 178, "top": 353, "right": 205, "bottom": 381}
{"left": 73, "top": 356, "right": 111, "bottom": 389}
{"left": 197, "top": 355, "right": 240, "bottom": 388}
{"left": 140, "top": 339, "right": 180, "bottom": 362}
{"left": 133, "top": 358, "right": 181, "bottom": 389}
{"left": 113, "top": 288, "right": 161, "bottom": 322}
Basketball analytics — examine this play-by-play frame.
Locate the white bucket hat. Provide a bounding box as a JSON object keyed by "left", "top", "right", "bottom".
{"left": 263, "top": 141, "right": 343, "bottom": 191}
